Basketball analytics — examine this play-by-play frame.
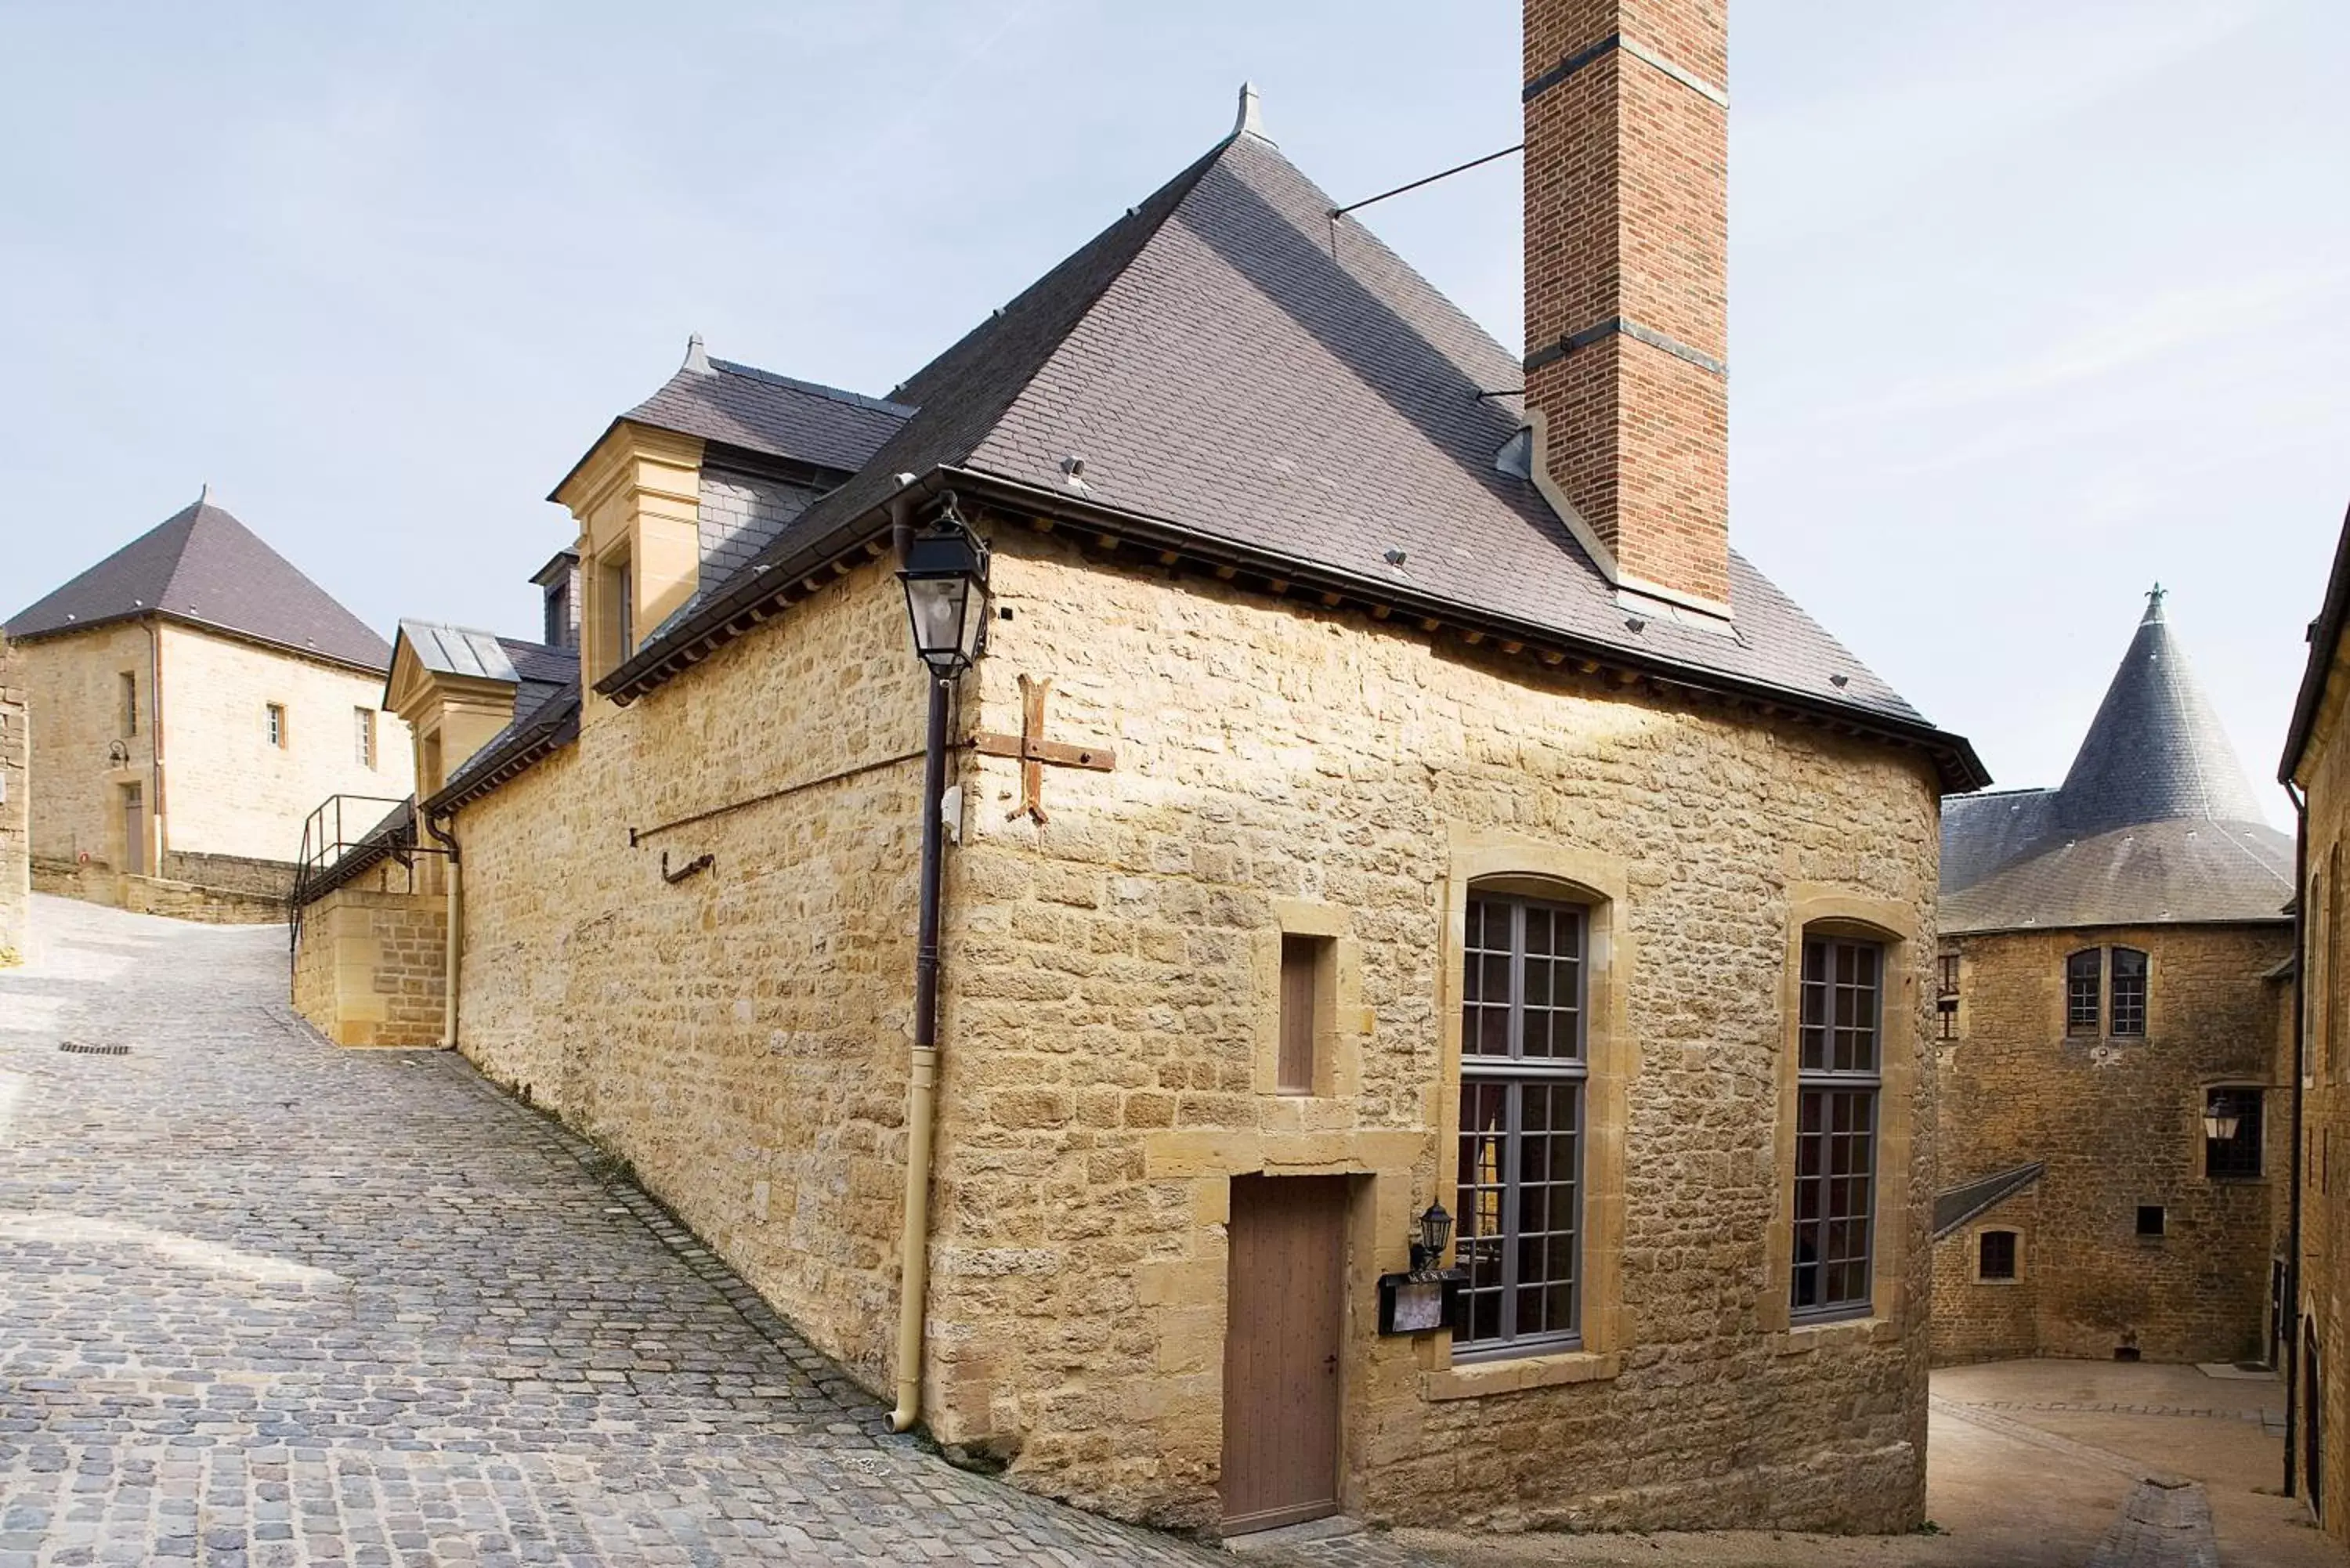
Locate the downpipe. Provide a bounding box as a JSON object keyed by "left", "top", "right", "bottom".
{"left": 891, "top": 672, "right": 953, "bottom": 1433}
{"left": 424, "top": 806, "right": 462, "bottom": 1050}
{"left": 2287, "top": 780, "right": 2308, "bottom": 1498}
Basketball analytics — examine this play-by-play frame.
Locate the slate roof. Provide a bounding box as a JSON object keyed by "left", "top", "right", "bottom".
{"left": 1943, "top": 591, "right": 2290, "bottom": 934}
{"left": 1934, "top": 1163, "right": 2044, "bottom": 1239}
{"left": 6, "top": 497, "right": 392, "bottom": 672}
{"left": 604, "top": 356, "right": 913, "bottom": 481}
{"left": 588, "top": 120, "right": 1982, "bottom": 788}
{"left": 2281, "top": 500, "right": 2350, "bottom": 784}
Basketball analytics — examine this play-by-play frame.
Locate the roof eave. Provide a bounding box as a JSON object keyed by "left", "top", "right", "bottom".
{"left": 5, "top": 608, "right": 388, "bottom": 677}
{"left": 591, "top": 464, "right": 1989, "bottom": 793}
{"left": 2280, "top": 499, "right": 2350, "bottom": 784}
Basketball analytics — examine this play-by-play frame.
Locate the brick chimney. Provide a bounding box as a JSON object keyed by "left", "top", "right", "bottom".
{"left": 1522, "top": 0, "right": 1730, "bottom": 613}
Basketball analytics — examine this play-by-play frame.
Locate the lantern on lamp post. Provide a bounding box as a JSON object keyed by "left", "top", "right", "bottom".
{"left": 898, "top": 521, "right": 989, "bottom": 676}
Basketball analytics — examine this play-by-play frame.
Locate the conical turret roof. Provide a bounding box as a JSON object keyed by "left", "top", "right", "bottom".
{"left": 2052, "top": 587, "right": 2266, "bottom": 836}
{"left": 1941, "top": 587, "right": 2289, "bottom": 933}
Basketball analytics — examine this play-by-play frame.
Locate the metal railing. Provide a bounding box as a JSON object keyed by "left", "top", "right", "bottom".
{"left": 288, "top": 793, "right": 444, "bottom": 957}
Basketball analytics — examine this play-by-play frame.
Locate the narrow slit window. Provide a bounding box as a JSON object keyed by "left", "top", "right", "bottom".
{"left": 1277, "top": 935, "right": 1325, "bottom": 1095}
{"left": 266, "top": 703, "right": 287, "bottom": 750}
{"left": 353, "top": 707, "right": 376, "bottom": 769}
{"left": 120, "top": 671, "right": 138, "bottom": 737}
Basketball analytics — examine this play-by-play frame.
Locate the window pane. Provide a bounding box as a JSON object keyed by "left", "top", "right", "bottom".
{"left": 1791, "top": 1086, "right": 1876, "bottom": 1316}
{"left": 1979, "top": 1230, "right": 2016, "bottom": 1280}
{"left": 2067, "top": 950, "right": 2102, "bottom": 1035}
{"left": 2110, "top": 948, "right": 2147, "bottom": 1038}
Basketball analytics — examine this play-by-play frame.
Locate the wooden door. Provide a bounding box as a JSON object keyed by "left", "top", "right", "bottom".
{"left": 1221, "top": 1174, "right": 1347, "bottom": 1534}
{"left": 120, "top": 783, "right": 143, "bottom": 876}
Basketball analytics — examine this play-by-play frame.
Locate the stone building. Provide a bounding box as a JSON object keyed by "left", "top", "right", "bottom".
{"left": 293, "top": 0, "right": 1989, "bottom": 1537}
{"left": 4, "top": 493, "right": 412, "bottom": 921}
{"left": 2279, "top": 501, "right": 2350, "bottom": 1543}
{"left": 1932, "top": 590, "right": 2293, "bottom": 1367}
{"left": 0, "top": 633, "right": 27, "bottom": 965}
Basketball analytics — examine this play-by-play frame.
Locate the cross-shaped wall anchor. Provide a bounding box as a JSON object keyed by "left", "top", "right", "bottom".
{"left": 971, "top": 674, "right": 1115, "bottom": 824}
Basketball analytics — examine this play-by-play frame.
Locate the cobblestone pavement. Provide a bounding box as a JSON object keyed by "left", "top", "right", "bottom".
{"left": 0, "top": 897, "right": 1242, "bottom": 1567}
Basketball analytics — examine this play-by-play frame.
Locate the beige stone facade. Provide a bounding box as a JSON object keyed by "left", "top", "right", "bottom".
{"left": 291, "top": 881, "right": 448, "bottom": 1046}
{"left": 1931, "top": 923, "right": 2291, "bottom": 1365}
{"left": 0, "top": 633, "right": 27, "bottom": 965}
{"left": 439, "top": 517, "right": 1945, "bottom": 1534}
{"left": 13, "top": 620, "right": 410, "bottom": 918}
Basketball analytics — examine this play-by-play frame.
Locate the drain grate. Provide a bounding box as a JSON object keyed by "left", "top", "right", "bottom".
{"left": 58, "top": 1041, "right": 131, "bottom": 1057}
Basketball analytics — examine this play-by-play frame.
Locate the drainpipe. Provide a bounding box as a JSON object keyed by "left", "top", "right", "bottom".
{"left": 423, "top": 805, "right": 461, "bottom": 1049}
{"left": 145, "top": 616, "right": 166, "bottom": 873}
{"left": 2287, "top": 779, "right": 2308, "bottom": 1498}
{"left": 890, "top": 670, "right": 952, "bottom": 1433}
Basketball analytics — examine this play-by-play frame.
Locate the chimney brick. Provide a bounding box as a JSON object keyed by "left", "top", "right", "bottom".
{"left": 1523, "top": 0, "right": 1730, "bottom": 610}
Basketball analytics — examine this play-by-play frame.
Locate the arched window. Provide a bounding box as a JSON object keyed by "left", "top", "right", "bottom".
{"left": 2110, "top": 948, "right": 2148, "bottom": 1037}
{"left": 2066, "top": 948, "right": 2102, "bottom": 1035}
{"left": 1791, "top": 931, "right": 1882, "bottom": 1319}
{"left": 1455, "top": 887, "right": 1586, "bottom": 1356}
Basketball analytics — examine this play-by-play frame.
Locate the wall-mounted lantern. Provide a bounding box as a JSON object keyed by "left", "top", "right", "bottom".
{"left": 1410, "top": 1201, "right": 1454, "bottom": 1277}
{"left": 2203, "top": 1093, "right": 2242, "bottom": 1143}
{"left": 1379, "top": 1199, "right": 1466, "bottom": 1335}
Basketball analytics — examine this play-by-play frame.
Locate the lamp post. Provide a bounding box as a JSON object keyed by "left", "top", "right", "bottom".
{"left": 888, "top": 503, "right": 988, "bottom": 1436}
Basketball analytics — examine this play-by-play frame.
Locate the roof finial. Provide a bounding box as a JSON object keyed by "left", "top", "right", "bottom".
{"left": 682, "top": 332, "right": 712, "bottom": 374}
{"left": 1234, "top": 81, "right": 1267, "bottom": 142}
{"left": 2145, "top": 581, "right": 2167, "bottom": 623}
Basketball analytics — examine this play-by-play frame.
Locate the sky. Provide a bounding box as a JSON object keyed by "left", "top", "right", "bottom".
{"left": 2, "top": 1, "right": 2345, "bottom": 815}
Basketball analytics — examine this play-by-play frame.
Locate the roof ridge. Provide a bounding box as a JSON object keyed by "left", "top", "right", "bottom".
{"left": 705, "top": 356, "right": 916, "bottom": 418}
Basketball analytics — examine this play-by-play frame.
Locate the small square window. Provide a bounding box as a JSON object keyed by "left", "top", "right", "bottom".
{"left": 2136, "top": 1205, "right": 2166, "bottom": 1237}
{"left": 1978, "top": 1230, "right": 2017, "bottom": 1281}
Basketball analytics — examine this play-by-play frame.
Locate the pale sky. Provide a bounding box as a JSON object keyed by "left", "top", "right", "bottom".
{"left": 3, "top": 2, "right": 2345, "bottom": 815}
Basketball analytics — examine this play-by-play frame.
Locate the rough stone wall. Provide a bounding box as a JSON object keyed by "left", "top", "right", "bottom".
{"left": 453, "top": 558, "right": 927, "bottom": 1382}
{"left": 0, "top": 634, "right": 26, "bottom": 965}
{"left": 157, "top": 623, "right": 411, "bottom": 866}
{"left": 13, "top": 621, "right": 154, "bottom": 892}
{"left": 122, "top": 876, "right": 286, "bottom": 926}
{"left": 926, "top": 529, "right": 1943, "bottom": 1533}
{"left": 2297, "top": 700, "right": 2350, "bottom": 1545}
{"left": 291, "top": 884, "right": 446, "bottom": 1045}
{"left": 162, "top": 849, "right": 298, "bottom": 901}
{"left": 1938, "top": 923, "right": 2290, "bottom": 1365}
{"left": 1930, "top": 1190, "right": 2043, "bottom": 1364}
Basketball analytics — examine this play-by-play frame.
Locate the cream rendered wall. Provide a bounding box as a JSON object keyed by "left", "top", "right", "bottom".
{"left": 14, "top": 622, "right": 155, "bottom": 883}
{"left": 158, "top": 624, "right": 410, "bottom": 865}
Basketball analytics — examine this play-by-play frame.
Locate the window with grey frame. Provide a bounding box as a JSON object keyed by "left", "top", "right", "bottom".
{"left": 1455, "top": 891, "right": 1586, "bottom": 1357}
{"left": 1792, "top": 934, "right": 1882, "bottom": 1321}
{"left": 2109, "top": 948, "right": 2148, "bottom": 1037}
{"left": 2066, "top": 948, "right": 2102, "bottom": 1035}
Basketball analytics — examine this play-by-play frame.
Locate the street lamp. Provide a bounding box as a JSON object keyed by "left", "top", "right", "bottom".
{"left": 890, "top": 498, "right": 988, "bottom": 1436}
{"left": 897, "top": 520, "right": 989, "bottom": 675}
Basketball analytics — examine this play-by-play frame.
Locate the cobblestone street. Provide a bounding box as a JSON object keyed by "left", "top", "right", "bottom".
{"left": 1, "top": 898, "right": 2329, "bottom": 1567}
{"left": 0, "top": 897, "right": 1233, "bottom": 1566}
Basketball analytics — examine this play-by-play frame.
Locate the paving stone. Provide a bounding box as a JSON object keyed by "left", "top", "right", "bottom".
{"left": 0, "top": 898, "right": 1249, "bottom": 1566}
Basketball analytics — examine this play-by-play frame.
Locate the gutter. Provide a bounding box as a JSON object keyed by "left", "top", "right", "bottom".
{"left": 594, "top": 464, "right": 1989, "bottom": 793}
{"left": 146, "top": 616, "right": 167, "bottom": 872}
{"left": 2285, "top": 780, "right": 2308, "bottom": 1500}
